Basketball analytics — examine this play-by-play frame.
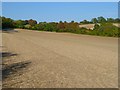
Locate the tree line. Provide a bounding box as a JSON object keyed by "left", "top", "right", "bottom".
{"left": 1, "top": 16, "right": 120, "bottom": 37}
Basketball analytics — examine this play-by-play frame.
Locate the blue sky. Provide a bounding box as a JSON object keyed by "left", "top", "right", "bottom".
{"left": 2, "top": 2, "right": 118, "bottom": 22}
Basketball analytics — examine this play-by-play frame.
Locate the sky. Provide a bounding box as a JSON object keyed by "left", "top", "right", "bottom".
{"left": 2, "top": 0, "right": 120, "bottom": 2}
{"left": 2, "top": 2, "right": 118, "bottom": 22}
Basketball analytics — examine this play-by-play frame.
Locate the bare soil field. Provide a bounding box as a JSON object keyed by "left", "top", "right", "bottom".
{"left": 2, "top": 29, "right": 118, "bottom": 88}
{"left": 79, "top": 23, "right": 120, "bottom": 30}
{"left": 79, "top": 24, "right": 95, "bottom": 29}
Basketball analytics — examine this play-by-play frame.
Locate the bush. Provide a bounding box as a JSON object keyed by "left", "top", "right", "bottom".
{"left": 2, "top": 16, "right": 119, "bottom": 37}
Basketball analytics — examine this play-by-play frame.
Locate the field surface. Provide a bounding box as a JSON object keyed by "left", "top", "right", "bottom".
{"left": 2, "top": 29, "right": 118, "bottom": 88}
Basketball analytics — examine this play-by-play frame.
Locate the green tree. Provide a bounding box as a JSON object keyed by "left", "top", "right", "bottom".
{"left": 28, "top": 19, "right": 37, "bottom": 26}
{"left": 59, "top": 21, "right": 63, "bottom": 23}
{"left": 24, "top": 24, "right": 31, "bottom": 29}
{"left": 114, "top": 18, "right": 120, "bottom": 23}
{"left": 14, "top": 20, "right": 26, "bottom": 28}
{"left": 107, "top": 18, "right": 114, "bottom": 23}
{"left": 64, "top": 21, "right": 67, "bottom": 23}
{"left": 71, "top": 20, "right": 74, "bottom": 23}
{"left": 41, "top": 22, "right": 57, "bottom": 32}
{"left": 93, "top": 24, "right": 100, "bottom": 30}
{"left": 2, "top": 17, "right": 14, "bottom": 29}
{"left": 80, "top": 20, "right": 90, "bottom": 24}
{"left": 91, "top": 18, "right": 98, "bottom": 23}
{"left": 97, "top": 16, "right": 106, "bottom": 23}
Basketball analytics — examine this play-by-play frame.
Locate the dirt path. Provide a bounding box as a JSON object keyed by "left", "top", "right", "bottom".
{"left": 2, "top": 29, "right": 118, "bottom": 88}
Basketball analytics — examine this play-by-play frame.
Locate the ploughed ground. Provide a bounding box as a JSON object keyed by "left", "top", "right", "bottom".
{"left": 2, "top": 29, "right": 118, "bottom": 88}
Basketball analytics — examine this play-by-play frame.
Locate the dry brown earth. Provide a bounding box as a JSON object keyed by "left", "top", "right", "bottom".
{"left": 2, "top": 29, "right": 118, "bottom": 88}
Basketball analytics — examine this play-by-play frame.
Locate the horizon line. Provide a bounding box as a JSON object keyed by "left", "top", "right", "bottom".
{"left": 1, "top": 16, "right": 119, "bottom": 23}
